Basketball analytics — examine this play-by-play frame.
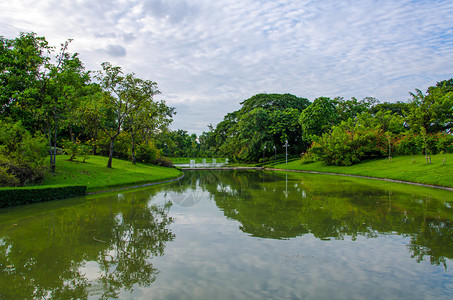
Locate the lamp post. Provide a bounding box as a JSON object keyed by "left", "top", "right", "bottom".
{"left": 164, "top": 143, "right": 167, "bottom": 157}
{"left": 263, "top": 145, "right": 266, "bottom": 162}
{"left": 273, "top": 145, "right": 276, "bottom": 165}
{"left": 284, "top": 140, "right": 289, "bottom": 164}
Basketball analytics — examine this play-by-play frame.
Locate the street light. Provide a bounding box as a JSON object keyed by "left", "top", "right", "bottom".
{"left": 263, "top": 145, "right": 266, "bottom": 162}
{"left": 164, "top": 143, "right": 167, "bottom": 157}
{"left": 273, "top": 145, "right": 276, "bottom": 165}
{"left": 284, "top": 140, "right": 289, "bottom": 164}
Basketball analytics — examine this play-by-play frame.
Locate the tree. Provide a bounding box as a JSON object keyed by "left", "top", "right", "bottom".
{"left": 208, "top": 93, "right": 310, "bottom": 162}
{"left": 127, "top": 99, "right": 174, "bottom": 164}
{"left": 0, "top": 119, "right": 47, "bottom": 186}
{"left": 299, "top": 97, "right": 338, "bottom": 142}
{"left": 0, "top": 32, "right": 50, "bottom": 128}
{"left": 96, "top": 62, "right": 160, "bottom": 168}
{"left": 239, "top": 93, "right": 310, "bottom": 114}
{"left": 406, "top": 81, "right": 453, "bottom": 133}
{"left": 335, "top": 96, "right": 377, "bottom": 122}
{"left": 42, "top": 41, "right": 90, "bottom": 172}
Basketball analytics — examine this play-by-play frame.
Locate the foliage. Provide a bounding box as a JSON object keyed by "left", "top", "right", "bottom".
{"left": 335, "top": 96, "right": 378, "bottom": 122}
{"left": 306, "top": 118, "right": 387, "bottom": 166}
{"left": 208, "top": 93, "right": 309, "bottom": 162}
{"left": 0, "top": 119, "right": 47, "bottom": 186}
{"left": 0, "top": 32, "right": 50, "bottom": 126}
{"left": 95, "top": 62, "right": 168, "bottom": 168}
{"left": 395, "top": 131, "right": 453, "bottom": 155}
{"left": 153, "top": 156, "right": 174, "bottom": 168}
{"left": 61, "top": 139, "right": 90, "bottom": 162}
{"left": 135, "top": 140, "right": 160, "bottom": 163}
{"left": 299, "top": 97, "right": 338, "bottom": 142}
{"left": 406, "top": 81, "right": 453, "bottom": 133}
{"left": 158, "top": 129, "right": 199, "bottom": 157}
{"left": 0, "top": 185, "right": 87, "bottom": 207}
{"left": 0, "top": 165, "right": 20, "bottom": 186}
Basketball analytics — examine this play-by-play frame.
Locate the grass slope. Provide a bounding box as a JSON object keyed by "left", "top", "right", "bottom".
{"left": 271, "top": 153, "right": 453, "bottom": 188}
{"left": 41, "top": 155, "right": 183, "bottom": 192}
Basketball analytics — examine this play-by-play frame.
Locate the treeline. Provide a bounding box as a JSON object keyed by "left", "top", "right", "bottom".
{"left": 1, "top": 32, "right": 175, "bottom": 186}
{"left": 197, "top": 81, "right": 453, "bottom": 164}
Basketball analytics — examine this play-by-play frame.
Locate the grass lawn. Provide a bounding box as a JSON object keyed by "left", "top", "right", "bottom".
{"left": 41, "top": 155, "right": 183, "bottom": 192}
{"left": 270, "top": 153, "right": 453, "bottom": 188}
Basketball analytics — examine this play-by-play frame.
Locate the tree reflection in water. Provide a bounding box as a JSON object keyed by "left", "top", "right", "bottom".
{"left": 0, "top": 169, "right": 452, "bottom": 298}
{"left": 0, "top": 191, "right": 174, "bottom": 299}
{"left": 181, "top": 170, "right": 453, "bottom": 270}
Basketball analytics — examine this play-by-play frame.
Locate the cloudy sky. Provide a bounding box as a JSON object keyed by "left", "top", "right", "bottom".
{"left": 1, "top": 0, "right": 453, "bottom": 135}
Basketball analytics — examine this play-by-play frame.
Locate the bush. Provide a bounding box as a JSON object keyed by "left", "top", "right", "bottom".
{"left": 0, "top": 165, "right": 20, "bottom": 187}
{"left": 395, "top": 132, "right": 422, "bottom": 155}
{"left": 395, "top": 132, "right": 453, "bottom": 155}
{"left": 0, "top": 119, "right": 48, "bottom": 186}
{"left": 0, "top": 185, "right": 87, "bottom": 207}
{"left": 62, "top": 139, "right": 91, "bottom": 162}
{"left": 153, "top": 157, "right": 174, "bottom": 167}
{"left": 0, "top": 160, "right": 46, "bottom": 186}
{"left": 435, "top": 132, "right": 453, "bottom": 153}
{"left": 303, "top": 119, "right": 388, "bottom": 166}
{"left": 135, "top": 140, "right": 159, "bottom": 163}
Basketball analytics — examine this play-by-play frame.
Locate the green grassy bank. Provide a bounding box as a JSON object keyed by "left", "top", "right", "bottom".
{"left": 41, "top": 155, "right": 183, "bottom": 193}
{"left": 270, "top": 153, "right": 453, "bottom": 188}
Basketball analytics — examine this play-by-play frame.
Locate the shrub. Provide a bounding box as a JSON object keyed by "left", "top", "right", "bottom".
{"left": 0, "top": 119, "right": 48, "bottom": 186}
{"left": 154, "top": 157, "right": 174, "bottom": 167}
{"left": 303, "top": 119, "right": 388, "bottom": 166}
{"left": 135, "top": 140, "right": 160, "bottom": 163}
{"left": 435, "top": 132, "right": 453, "bottom": 153}
{"left": 0, "top": 165, "right": 20, "bottom": 187}
{"left": 62, "top": 139, "right": 91, "bottom": 162}
{"left": 395, "top": 132, "right": 453, "bottom": 155}
{"left": 0, "top": 185, "right": 87, "bottom": 208}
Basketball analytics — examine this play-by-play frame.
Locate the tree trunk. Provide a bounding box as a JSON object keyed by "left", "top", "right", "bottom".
{"left": 47, "top": 120, "right": 56, "bottom": 174}
{"left": 51, "top": 122, "right": 57, "bottom": 173}
{"left": 107, "top": 137, "right": 115, "bottom": 168}
{"left": 48, "top": 124, "right": 54, "bottom": 173}
{"left": 69, "top": 125, "right": 74, "bottom": 143}
{"left": 131, "top": 126, "right": 136, "bottom": 165}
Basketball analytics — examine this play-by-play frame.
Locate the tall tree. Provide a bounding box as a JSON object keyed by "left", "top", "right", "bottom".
{"left": 406, "top": 81, "right": 453, "bottom": 133}
{"left": 0, "top": 32, "right": 50, "bottom": 129}
{"left": 96, "top": 62, "right": 161, "bottom": 168}
{"left": 43, "top": 41, "right": 90, "bottom": 172}
{"left": 299, "top": 97, "right": 338, "bottom": 142}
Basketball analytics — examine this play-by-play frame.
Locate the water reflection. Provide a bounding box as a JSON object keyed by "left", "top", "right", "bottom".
{"left": 0, "top": 191, "right": 174, "bottom": 299}
{"left": 178, "top": 170, "right": 453, "bottom": 269}
{"left": 0, "top": 170, "right": 452, "bottom": 299}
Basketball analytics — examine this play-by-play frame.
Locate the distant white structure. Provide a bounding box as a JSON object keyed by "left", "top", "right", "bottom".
{"left": 175, "top": 158, "right": 228, "bottom": 168}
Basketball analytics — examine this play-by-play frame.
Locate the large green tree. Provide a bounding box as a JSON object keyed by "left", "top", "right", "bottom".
{"left": 406, "top": 80, "right": 453, "bottom": 133}
{"left": 299, "top": 96, "right": 338, "bottom": 142}
{"left": 0, "top": 32, "right": 50, "bottom": 129}
{"left": 210, "top": 93, "right": 310, "bottom": 162}
{"left": 96, "top": 62, "right": 162, "bottom": 168}
{"left": 42, "top": 41, "right": 90, "bottom": 172}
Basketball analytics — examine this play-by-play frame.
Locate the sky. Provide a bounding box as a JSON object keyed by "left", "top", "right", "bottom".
{"left": 1, "top": 0, "right": 453, "bottom": 135}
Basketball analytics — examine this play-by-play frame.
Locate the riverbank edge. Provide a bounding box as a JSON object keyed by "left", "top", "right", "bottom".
{"left": 180, "top": 166, "right": 453, "bottom": 191}
{"left": 266, "top": 168, "right": 453, "bottom": 191}
{"left": 86, "top": 173, "right": 185, "bottom": 195}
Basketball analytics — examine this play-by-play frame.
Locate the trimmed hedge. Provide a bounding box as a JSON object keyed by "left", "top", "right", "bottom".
{"left": 0, "top": 185, "right": 87, "bottom": 208}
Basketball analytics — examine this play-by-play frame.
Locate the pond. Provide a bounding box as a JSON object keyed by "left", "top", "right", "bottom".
{"left": 0, "top": 170, "right": 452, "bottom": 299}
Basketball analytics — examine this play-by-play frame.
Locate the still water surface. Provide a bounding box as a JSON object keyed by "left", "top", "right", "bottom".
{"left": 0, "top": 170, "right": 452, "bottom": 299}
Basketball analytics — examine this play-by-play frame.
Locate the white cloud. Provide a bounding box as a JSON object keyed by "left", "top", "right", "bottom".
{"left": 1, "top": 0, "right": 453, "bottom": 134}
